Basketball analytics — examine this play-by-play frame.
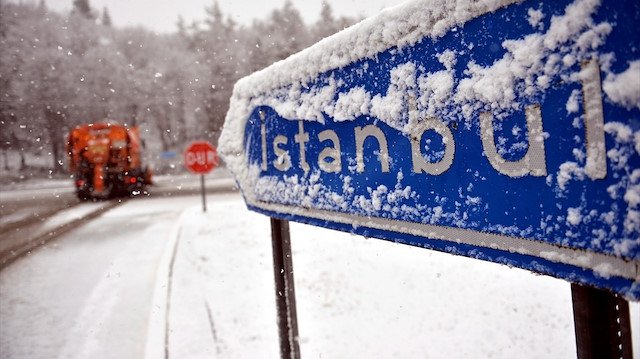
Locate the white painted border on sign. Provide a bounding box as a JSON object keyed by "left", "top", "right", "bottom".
{"left": 250, "top": 199, "right": 639, "bottom": 282}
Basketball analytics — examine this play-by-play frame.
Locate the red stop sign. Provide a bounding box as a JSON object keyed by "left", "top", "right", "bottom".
{"left": 184, "top": 141, "right": 219, "bottom": 174}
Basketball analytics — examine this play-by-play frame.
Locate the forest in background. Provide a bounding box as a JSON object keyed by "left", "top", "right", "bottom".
{"left": 0, "top": 0, "right": 357, "bottom": 176}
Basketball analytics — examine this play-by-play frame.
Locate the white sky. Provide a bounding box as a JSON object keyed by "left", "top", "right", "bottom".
{"left": 41, "top": 0, "right": 408, "bottom": 33}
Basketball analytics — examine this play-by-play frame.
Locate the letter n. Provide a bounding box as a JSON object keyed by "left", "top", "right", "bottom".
{"left": 355, "top": 125, "right": 390, "bottom": 173}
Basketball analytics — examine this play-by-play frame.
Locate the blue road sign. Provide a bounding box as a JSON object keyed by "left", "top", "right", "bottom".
{"left": 160, "top": 151, "right": 177, "bottom": 159}
{"left": 220, "top": 0, "right": 640, "bottom": 299}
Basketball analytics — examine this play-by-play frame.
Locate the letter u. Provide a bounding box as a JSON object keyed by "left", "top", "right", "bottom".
{"left": 480, "top": 105, "right": 547, "bottom": 177}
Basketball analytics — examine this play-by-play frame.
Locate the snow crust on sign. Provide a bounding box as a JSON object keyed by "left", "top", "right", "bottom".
{"left": 220, "top": 0, "right": 518, "bottom": 163}
{"left": 603, "top": 60, "right": 640, "bottom": 111}
{"left": 229, "top": 0, "right": 519, "bottom": 100}
{"left": 221, "top": 0, "right": 623, "bottom": 139}
{"left": 219, "top": 0, "right": 640, "bottom": 285}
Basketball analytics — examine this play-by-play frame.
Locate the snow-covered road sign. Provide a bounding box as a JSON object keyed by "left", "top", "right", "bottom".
{"left": 220, "top": 0, "right": 640, "bottom": 299}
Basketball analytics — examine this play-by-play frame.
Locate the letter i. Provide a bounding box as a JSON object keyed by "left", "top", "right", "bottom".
{"left": 260, "top": 110, "right": 267, "bottom": 171}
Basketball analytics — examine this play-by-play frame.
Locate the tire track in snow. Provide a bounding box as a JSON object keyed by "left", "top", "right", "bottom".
{"left": 0, "top": 200, "right": 81, "bottom": 238}
{"left": 164, "top": 227, "right": 182, "bottom": 359}
{"left": 54, "top": 205, "right": 182, "bottom": 359}
{"left": 0, "top": 199, "right": 126, "bottom": 270}
{"left": 143, "top": 207, "right": 189, "bottom": 359}
{"left": 204, "top": 299, "right": 222, "bottom": 355}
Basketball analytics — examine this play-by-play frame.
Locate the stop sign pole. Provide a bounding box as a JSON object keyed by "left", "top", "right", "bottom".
{"left": 200, "top": 174, "right": 207, "bottom": 213}
{"left": 184, "top": 141, "right": 219, "bottom": 212}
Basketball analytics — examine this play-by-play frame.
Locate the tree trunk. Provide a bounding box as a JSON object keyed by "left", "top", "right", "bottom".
{"left": 2, "top": 150, "right": 9, "bottom": 171}
{"left": 153, "top": 107, "right": 171, "bottom": 152}
{"left": 177, "top": 87, "right": 187, "bottom": 144}
{"left": 44, "top": 107, "right": 64, "bottom": 173}
{"left": 129, "top": 103, "right": 138, "bottom": 126}
{"left": 19, "top": 149, "right": 26, "bottom": 171}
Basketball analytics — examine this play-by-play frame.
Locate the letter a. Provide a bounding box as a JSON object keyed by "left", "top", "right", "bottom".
{"left": 317, "top": 130, "right": 342, "bottom": 173}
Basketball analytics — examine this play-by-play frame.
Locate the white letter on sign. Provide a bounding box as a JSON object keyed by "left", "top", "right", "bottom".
{"left": 480, "top": 104, "right": 547, "bottom": 177}
{"left": 186, "top": 152, "right": 196, "bottom": 166}
{"left": 581, "top": 59, "right": 607, "bottom": 180}
{"left": 317, "top": 129, "right": 342, "bottom": 173}
{"left": 196, "top": 152, "right": 205, "bottom": 165}
{"left": 273, "top": 135, "right": 291, "bottom": 171}
{"left": 355, "top": 125, "right": 390, "bottom": 173}
{"left": 260, "top": 110, "right": 267, "bottom": 171}
{"left": 407, "top": 95, "right": 454, "bottom": 175}
{"left": 410, "top": 118, "right": 455, "bottom": 175}
{"left": 294, "top": 121, "right": 310, "bottom": 173}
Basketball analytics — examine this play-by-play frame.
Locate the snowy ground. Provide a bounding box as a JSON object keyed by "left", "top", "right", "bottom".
{"left": 1, "top": 192, "right": 638, "bottom": 358}
{"left": 0, "top": 168, "right": 234, "bottom": 229}
{"left": 0, "top": 169, "right": 230, "bottom": 194}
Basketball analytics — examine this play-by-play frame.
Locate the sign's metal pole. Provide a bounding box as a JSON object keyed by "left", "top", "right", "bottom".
{"left": 200, "top": 174, "right": 207, "bottom": 212}
{"left": 571, "top": 283, "right": 633, "bottom": 359}
{"left": 270, "top": 218, "right": 300, "bottom": 359}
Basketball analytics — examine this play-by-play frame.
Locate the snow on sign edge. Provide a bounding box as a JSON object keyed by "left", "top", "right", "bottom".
{"left": 219, "top": 0, "right": 518, "bottom": 199}
{"left": 218, "top": 0, "right": 640, "bottom": 298}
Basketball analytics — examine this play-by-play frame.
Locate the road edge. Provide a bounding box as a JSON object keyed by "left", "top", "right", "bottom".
{"left": 143, "top": 207, "right": 189, "bottom": 359}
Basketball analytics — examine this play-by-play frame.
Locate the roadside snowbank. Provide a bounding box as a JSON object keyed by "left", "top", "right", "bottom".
{"left": 150, "top": 195, "right": 640, "bottom": 358}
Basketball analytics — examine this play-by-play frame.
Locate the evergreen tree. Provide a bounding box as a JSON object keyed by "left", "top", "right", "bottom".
{"left": 204, "top": 0, "right": 223, "bottom": 30}
{"left": 101, "top": 7, "right": 111, "bottom": 27}
{"left": 313, "top": 0, "right": 338, "bottom": 40}
{"left": 320, "top": 0, "right": 334, "bottom": 23}
{"left": 72, "top": 0, "right": 93, "bottom": 19}
{"left": 264, "top": 1, "right": 310, "bottom": 61}
{"left": 176, "top": 15, "right": 186, "bottom": 37}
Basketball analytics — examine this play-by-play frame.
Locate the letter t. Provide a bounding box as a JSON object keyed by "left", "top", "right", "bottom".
{"left": 294, "top": 121, "right": 310, "bottom": 172}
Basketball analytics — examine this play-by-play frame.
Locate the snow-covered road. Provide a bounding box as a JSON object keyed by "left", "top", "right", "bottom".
{"left": 0, "top": 196, "right": 202, "bottom": 358}
{"left": 1, "top": 192, "right": 638, "bottom": 358}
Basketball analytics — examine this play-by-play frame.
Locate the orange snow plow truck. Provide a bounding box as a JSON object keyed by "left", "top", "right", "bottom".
{"left": 66, "top": 123, "right": 152, "bottom": 200}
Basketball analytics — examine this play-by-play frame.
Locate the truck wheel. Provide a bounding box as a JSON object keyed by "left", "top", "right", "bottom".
{"left": 77, "top": 191, "right": 91, "bottom": 201}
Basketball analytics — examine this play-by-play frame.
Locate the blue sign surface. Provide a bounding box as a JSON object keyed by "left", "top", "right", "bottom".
{"left": 220, "top": 0, "right": 640, "bottom": 299}
{"left": 160, "top": 151, "right": 177, "bottom": 159}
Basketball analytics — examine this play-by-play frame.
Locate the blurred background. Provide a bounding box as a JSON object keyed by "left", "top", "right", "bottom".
{"left": 0, "top": 0, "right": 402, "bottom": 181}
